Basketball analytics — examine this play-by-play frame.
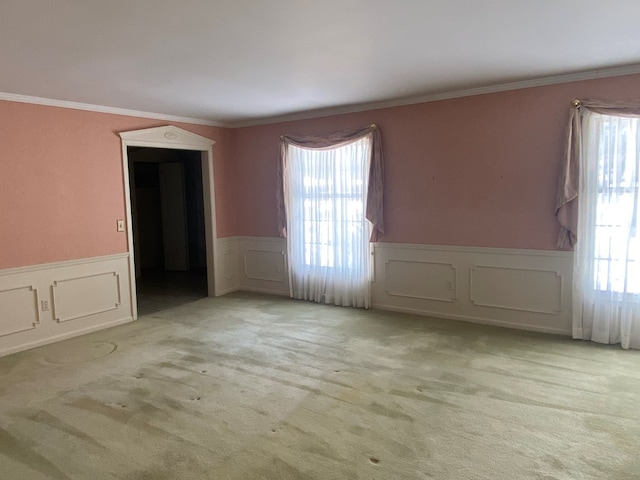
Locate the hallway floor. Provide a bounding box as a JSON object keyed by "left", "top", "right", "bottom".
{"left": 135, "top": 269, "right": 207, "bottom": 316}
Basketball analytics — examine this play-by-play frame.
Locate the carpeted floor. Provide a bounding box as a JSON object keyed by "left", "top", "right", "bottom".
{"left": 1, "top": 292, "right": 639, "bottom": 479}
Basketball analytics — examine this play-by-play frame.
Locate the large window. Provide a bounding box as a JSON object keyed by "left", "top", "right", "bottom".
{"left": 291, "top": 138, "right": 371, "bottom": 270}
{"left": 279, "top": 127, "right": 382, "bottom": 309}
{"left": 588, "top": 114, "right": 640, "bottom": 293}
{"left": 567, "top": 104, "right": 640, "bottom": 349}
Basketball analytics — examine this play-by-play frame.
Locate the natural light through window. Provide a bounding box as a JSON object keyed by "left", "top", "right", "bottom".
{"left": 281, "top": 129, "right": 377, "bottom": 308}
{"left": 591, "top": 115, "right": 640, "bottom": 293}
{"left": 295, "top": 139, "right": 370, "bottom": 269}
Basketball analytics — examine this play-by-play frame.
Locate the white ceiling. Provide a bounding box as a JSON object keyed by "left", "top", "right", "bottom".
{"left": 2, "top": 1, "right": 640, "bottom": 126}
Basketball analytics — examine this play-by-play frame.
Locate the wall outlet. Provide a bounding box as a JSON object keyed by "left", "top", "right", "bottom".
{"left": 116, "top": 219, "right": 125, "bottom": 232}
{"left": 446, "top": 280, "right": 453, "bottom": 291}
{"left": 41, "top": 300, "right": 50, "bottom": 312}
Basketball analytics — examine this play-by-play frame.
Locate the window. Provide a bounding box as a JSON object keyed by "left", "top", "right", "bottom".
{"left": 588, "top": 114, "right": 640, "bottom": 294}
{"left": 291, "top": 138, "right": 371, "bottom": 270}
{"left": 279, "top": 126, "right": 383, "bottom": 309}
{"left": 567, "top": 104, "right": 640, "bottom": 349}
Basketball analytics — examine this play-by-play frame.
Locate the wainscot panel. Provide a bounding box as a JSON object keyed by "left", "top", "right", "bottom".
{"left": 237, "top": 237, "right": 289, "bottom": 296}
{"left": 0, "top": 285, "right": 40, "bottom": 337}
{"left": 0, "top": 254, "right": 133, "bottom": 357}
{"left": 216, "top": 237, "right": 240, "bottom": 295}
{"left": 226, "top": 238, "right": 572, "bottom": 334}
{"left": 372, "top": 243, "right": 573, "bottom": 335}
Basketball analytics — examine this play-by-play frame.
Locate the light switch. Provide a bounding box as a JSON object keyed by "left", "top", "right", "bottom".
{"left": 117, "top": 220, "right": 125, "bottom": 232}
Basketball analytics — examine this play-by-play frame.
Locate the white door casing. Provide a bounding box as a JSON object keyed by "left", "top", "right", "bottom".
{"left": 119, "top": 126, "right": 218, "bottom": 319}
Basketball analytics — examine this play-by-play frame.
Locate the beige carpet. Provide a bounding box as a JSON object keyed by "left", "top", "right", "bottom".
{"left": 1, "top": 292, "right": 639, "bottom": 479}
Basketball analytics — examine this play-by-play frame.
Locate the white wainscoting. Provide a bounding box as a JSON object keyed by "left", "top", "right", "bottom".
{"left": 0, "top": 240, "right": 572, "bottom": 357}
{"left": 373, "top": 243, "right": 573, "bottom": 335}
{"left": 224, "top": 237, "right": 573, "bottom": 335}
{"left": 0, "top": 253, "right": 133, "bottom": 357}
{"left": 216, "top": 237, "right": 240, "bottom": 295}
{"left": 237, "top": 237, "right": 289, "bottom": 296}
{"left": 0, "top": 285, "right": 40, "bottom": 337}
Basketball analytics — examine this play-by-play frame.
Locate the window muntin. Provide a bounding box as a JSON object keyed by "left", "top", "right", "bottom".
{"left": 288, "top": 138, "right": 371, "bottom": 271}
{"left": 591, "top": 115, "right": 640, "bottom": 293}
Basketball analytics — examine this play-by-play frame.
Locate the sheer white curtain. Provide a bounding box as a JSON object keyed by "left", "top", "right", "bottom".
{"left": 573, "top": 110, "right": 640, "bottom": 349}
{"left": 283, "top": 136, "right": 373, "bottom": 307}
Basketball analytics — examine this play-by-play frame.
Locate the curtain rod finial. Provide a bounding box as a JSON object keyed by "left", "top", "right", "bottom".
{"left": 571, "top": 99, "right": 582, "bottom": 108}
{"left": 370, "top": 123, "right": 377, "bottom": 129}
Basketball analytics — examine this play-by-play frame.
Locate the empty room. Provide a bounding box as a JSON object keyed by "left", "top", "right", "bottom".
{"left": 1, "top": 1, "right": 640, "bottom": 479}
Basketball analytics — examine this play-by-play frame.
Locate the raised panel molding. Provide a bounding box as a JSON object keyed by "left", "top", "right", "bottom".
{"left": 244, "top": 250, "right": 286, "bottom": 282}
{"left": 0, "top": 285, "right": 39, "bottom": 337}
{"left": 223, "top": 250, "right": 234, "bottom": 281}
{"left": 0, "top": 254, "right": 133, "bottom": 358}
{"left": 232, "top": 239, "right": 572, "bottom": 335}
{"left": 52, "top": 272, "right": 121, "bottom": 323}
{"left": 236, "top": 237, "right": 289, "bottom": 296}
{"left": 469, "top": 265, "right": 562, "bottom": 315}
{"left": 215, "top": 237, "right": 239, "bottom": 295}
{"left": 372, "top": 242, "right": 573, "bottom": 335}
{"left": 0, "top": 241, "right": 574, "bottom": 357}
{"left": 385, "top": 260, "right": 457, "bottom": 302}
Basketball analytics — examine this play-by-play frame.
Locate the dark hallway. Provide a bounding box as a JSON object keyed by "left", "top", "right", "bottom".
{"left": 128, "top": 147, "right": 208, "bottom": 315}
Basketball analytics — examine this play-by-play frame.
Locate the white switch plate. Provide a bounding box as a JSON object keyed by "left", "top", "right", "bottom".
{"left": 116, "top": 220, "right": 125, "bottom": 232}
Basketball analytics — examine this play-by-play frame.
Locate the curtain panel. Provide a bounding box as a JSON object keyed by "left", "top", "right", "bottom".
{"left": 277, "top": 124, "right": 384, "bottom": 242}
{"left": 556, "top": 100, "right": 640, "bottom": 349}
{"left": 555, "top": 99, "right": 640, "bottom": 248}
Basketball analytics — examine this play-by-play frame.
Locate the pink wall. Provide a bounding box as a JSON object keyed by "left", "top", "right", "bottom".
{"left": 233, "top": 73, "right": 640, "bottom": 250}
{"left": 0, "top": 101, "right": 234, "bottom": 269}
{"left": 3, "top": 73, "right": 640, "bottom": 270}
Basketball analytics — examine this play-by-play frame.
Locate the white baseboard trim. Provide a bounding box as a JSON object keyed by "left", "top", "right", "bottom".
{"left": 372, "top": 303, "right": 569, "bottom": 336}
{"left": 239, "top": 286, "right": 289, "bottom": 297}
{"left": 0, "top": 316, "right": 134, "bottom": 357}
{"left": 215, "top": 286, "right": 241, "bottom": 296}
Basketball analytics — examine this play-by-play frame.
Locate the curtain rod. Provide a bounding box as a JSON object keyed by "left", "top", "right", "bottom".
{"left": 571, "top": 99, "right": 582, "bottom": 108}
{"left": 280, "top": 124, "right": 377, "bottom": 140}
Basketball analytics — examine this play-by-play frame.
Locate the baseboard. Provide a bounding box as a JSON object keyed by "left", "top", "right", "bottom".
{"left": 215, "top": 286, "right": 241, "bottom": 296}
{"left": 371, "top": 303, "right": 570, "bottom": 336}
{"left": 0, "top": 316, "right": 134, "bottom": 357}
{"left": 239, "top": 286, "right": 289, "bottom": 297}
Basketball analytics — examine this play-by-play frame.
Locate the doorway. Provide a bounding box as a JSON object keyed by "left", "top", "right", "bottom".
{"left": 128, "top": 148, "right": 208, "bottom": 315}
{"left": 119, "top": 126, "right": 218, "bottom": 320}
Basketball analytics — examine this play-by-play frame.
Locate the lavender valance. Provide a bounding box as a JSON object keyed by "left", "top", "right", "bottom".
{"left": 555, "top": 99, "right": 640, "bottom": 248}
{"left": 277, "top": 124, "right": 384, "bottom": 241}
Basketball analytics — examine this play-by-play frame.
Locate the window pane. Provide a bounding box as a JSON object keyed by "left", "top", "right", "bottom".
{"left": 592, "top": 116, "right": 640, "bottom": 294}
{"left": 288, "top": 137, "right": 371, "bottom": 270}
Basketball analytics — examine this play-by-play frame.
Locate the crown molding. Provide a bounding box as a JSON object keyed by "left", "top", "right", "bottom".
{"left": 0, "top": 92, "right": 226, "bottom": 127}
{"left": 229, "top": 63, "right": 640, "bottom": 128}
{"left": 3, "top": 63, "right": 640, "bottom": 129}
